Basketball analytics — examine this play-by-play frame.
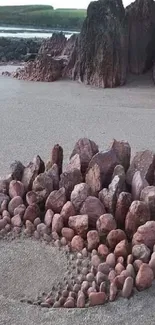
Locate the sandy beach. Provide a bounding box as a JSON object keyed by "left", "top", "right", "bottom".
{"left": 0, "top": 70, "right": 155, "bottom": 324}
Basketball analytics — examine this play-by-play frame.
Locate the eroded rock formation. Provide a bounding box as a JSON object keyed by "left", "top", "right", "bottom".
{"left": 70, "top": 0, "right": 128, "bottom": 87}
{"left": 9, "top": 0, "right": 155, "bottom": 86}
{"left": 126, "top": 0, "right": 155, "bottom": 74}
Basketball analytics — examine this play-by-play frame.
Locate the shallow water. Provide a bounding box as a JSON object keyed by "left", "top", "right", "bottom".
{"left": 0, "top": 26, "right": 76, "bottom": 38}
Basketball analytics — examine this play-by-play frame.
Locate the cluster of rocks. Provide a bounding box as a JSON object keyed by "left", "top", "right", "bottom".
{"left": 12, "top": 0, "right": 155, "bottom": 86}
{"left": 1, "top": 138, "right": 155, "bottom": 308}
{"left": 0, "top": 37, "right": 42, "bottom": 63}
{"left": 13, "top": 33, "right": 77, "bottom": 81}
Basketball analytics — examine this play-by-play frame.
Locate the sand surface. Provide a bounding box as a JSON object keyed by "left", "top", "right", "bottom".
{"left": 0, "top": 69, "right": 155, "bottom": 324}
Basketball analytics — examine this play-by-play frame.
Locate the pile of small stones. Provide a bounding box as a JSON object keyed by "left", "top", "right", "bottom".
{"left": 1, "top": 138, "right": 155, "bottom": 308}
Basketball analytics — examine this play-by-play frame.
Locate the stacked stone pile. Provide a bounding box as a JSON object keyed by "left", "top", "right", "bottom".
{"left": 1, "top": 138, "right": 155, "bottom": 308}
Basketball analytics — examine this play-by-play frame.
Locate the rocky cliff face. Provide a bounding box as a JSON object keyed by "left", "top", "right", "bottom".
{"left": 69, "top": 0, "right": 128, "bottom": 87}
{"left": 126, "top": 0, "right": 155, "bottom": 74}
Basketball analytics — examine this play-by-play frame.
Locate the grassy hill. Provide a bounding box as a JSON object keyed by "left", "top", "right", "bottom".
{"left": 0, "top": 5, "right": 86, "bottom": 30}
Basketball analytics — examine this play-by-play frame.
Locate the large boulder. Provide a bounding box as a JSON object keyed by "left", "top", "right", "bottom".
{"left": 126, "top": 0, "right": 155, "bottom": 74}
{"left": 69, "top": 0, "right": 128, "bottom": 87}
{"left": 110, "top": 139, "right": 131, "bottom": 171}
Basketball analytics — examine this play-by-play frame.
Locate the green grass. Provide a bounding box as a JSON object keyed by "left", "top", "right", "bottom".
{"left": 0, "top": 5, "right": 86, "bottom": 30}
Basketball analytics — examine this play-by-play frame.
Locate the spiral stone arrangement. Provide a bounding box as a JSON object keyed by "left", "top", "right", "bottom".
{"left": 1, "top": 138, "right": 155, "bottom": 308}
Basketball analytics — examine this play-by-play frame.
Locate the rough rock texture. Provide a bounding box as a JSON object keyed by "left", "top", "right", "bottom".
{"left": 14, "top": 55, "right": 66, "bottom": 82}
{"left": 68, "top": 214, "right": 88, "bottom": 238}
{"left": 70, "top": 138, "right": 98, "bottom": 175}
{"left": 125, "top": 200, "right": 150, "bottom": 238}
{"left": 110, "top": 139, "right": 131, "bottom": 171}
{"left": 135, "top": 263, "right": 154, "bottom": 291}
{"left": 132, "top": 221, "right": 155, "bottom": 248}
{"left": 140, "top": 186, "right": 155, "bottom": 219}
{"left": 87, "top": 149, "right": 120, "bottom": 189}
{"left": 70, "top": 0, "right": 128, "bottom": 87}
{"left": 126, "top": 150, "right": 155, "bottom": 186}
{"left": 126, "top": 0, "right": 155, "bottom": 74}
{"left": 59, "top": 169, "right": 82, "bottom": 199}
{"left": 38, "top": 33, "right": 67, "bottom": 57}
{"left": 132, "top": 171, "right": 149, "bottom": 200}
{"left": 80, "top": 196, "right": 106, "bottom": 228}
{"left": 115, "top": 192, "right": 132, "bottom": 228}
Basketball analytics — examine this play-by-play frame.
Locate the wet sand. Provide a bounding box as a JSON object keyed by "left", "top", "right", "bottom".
{"left": 0, "top": 70, "right": 155, "bottom": 324}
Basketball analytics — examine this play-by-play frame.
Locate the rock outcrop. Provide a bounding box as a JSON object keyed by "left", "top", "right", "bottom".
{"left": 126, "top": 0, "right": 155, "bottom": 74}
{"left": 69, "top": 0, "right": 128, "bottom": 87}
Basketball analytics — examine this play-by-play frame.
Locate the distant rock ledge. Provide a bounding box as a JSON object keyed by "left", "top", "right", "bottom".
{"left": 2, "top": 0, "right": 155, "bottom": 87}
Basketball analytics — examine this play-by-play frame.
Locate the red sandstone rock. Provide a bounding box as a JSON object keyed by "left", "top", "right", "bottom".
{"left": 0, "top": 219, "right": 7, "bottom": 230}
{"left": 107, "top": 229, "right": 127, "bottom": 249}
{"left": 59, "top": 169, "right": 82, "bottom": 199}
{"left": 65, "top": 154, "right": 81, "bottom": 173}
{"left": 135, "top": 263, "right": 154, "bottom": 291}
{"left": 68, "top": 214, "right": 88, "bottom": 238}
{"left": 23, "top": 204, "right": 40, "bottom": 223}
{"left": 89, "top": 292, "right": 106, "bottom": 306}
{"left": 25, "top": 220, "right": 35, "bottom": 234}
{"left": 149, "top": 258, "right": 155, "bottom": 276}
{"left": 121, "top": 276, "right": 134, "bottom": 298}
{"left": 37, "top": 223, "right": 48, "bottom": 235}
{"left": 98, "top": 262, "right": 110, "bottom": 275}
{"left": 14, "top": 204, "right": 26, "bottom": 217}
{"left": 125, "top": 200, "right": 150, "bottom": 239}
{"left": 26, "top": 191, "right": 38, "bottom": 205}
{"left": 60, "top": 201, "right": 75, "bottom": 226}
{"left": 127, "top": 254, "right": 133, "bottom": 265}
{"left": 96, "top": 214, "right": 116, "bottom": 235}
{"left": 11, "top": 214, "right": 22, "bottom": 227}
{"left": 132, "top": 244, "right": 151, "bottom": 263}
{"left": 70, "top": 138, "right": 99, "bottom": 175}
{"left": 110, "top": 139, "right": 131, "bottom": 172}
{"left": 87, "top": 230, "right": 100, "bottom": 251}
{"left": 50, "top": 144, "right": 63, "bottom": 176}
{"left": 71, "top": 183, "right": 91, "bottom": 212}
{"left": 106, "top": 253, "right": 116, "bottom": 268}
{"left": 85, "top": 163, "right": 102, "bottom": 195}
{"left": 52, "top": 214, "right": 63, "bottom": 234}
{"left": 87, "top": 149, "right": 120, "bottom": 188}
{"left": 132, "top": 221, "right": 155, "bottom": 249}
{"left": 126, "top": 150, "right": 155, "bottom": 186}
{"left": 8, "top": 196, "right": 23, "bottom": 215}
{"left": 98, "top": 188, "right": 109, "bottom": 211}
{"left": 115, "top": 263, "right": 125, "bottom": 275}
{"left": 115, "top": 192, "right": 132, "bottom": 228}
{"left": 108, "top": 175, "right": 126, "bottom": 215}
{"left": 10, "top": 160, "right": 24, "bottom": 181}
{"left": 108, "top": 270, "right": 116, "bottom": 283}
{"left": 71, "top": 235, "right": 84, "bottom": 251}
{"left": 132, "top": 171, "right": 149, "bottom": 200}
{"left": 109, "top": 283, "right": 118, "bottom": 301}
{"left": 91, "top": 255, "right": 101, "bottom": 268}
{"left": 114, "top": 240, "right": 129, "bottom": 259}
{"left": 32, "top": 173, "right": 53, "bottom": 195}
{"left": 98, "top": 244, "right": 109, "bottom": 258}
{"left": 126, "top": 264, "right": 135, "bottom": 278}
{"left": 46, "top": 164, "right": 59, "bottom": 190}
{"left": 45, "top": 187, "right": 66, "bottom": 213}
{"left": 61, "top": 227, "right": 74, "bottom": 242}
{"left": 22, "top": 156, "right": 43, "bottom": 190}
{"left": 9, "top": 180, "right": 25, "bottom": 198}
{"left": 80, "top": 196, "right": 105, "bottom": 228}
{"left": 133, "top": 260, "right": 143, "bottom": 273}
{"left": 77, "top": 293, "right": 85, "bottom": 308}
{"left": 44, "top": 209, "right": 54, "bottom": 227}
{"left": 140, "top": 186, "right": 155, "bottom": 219}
